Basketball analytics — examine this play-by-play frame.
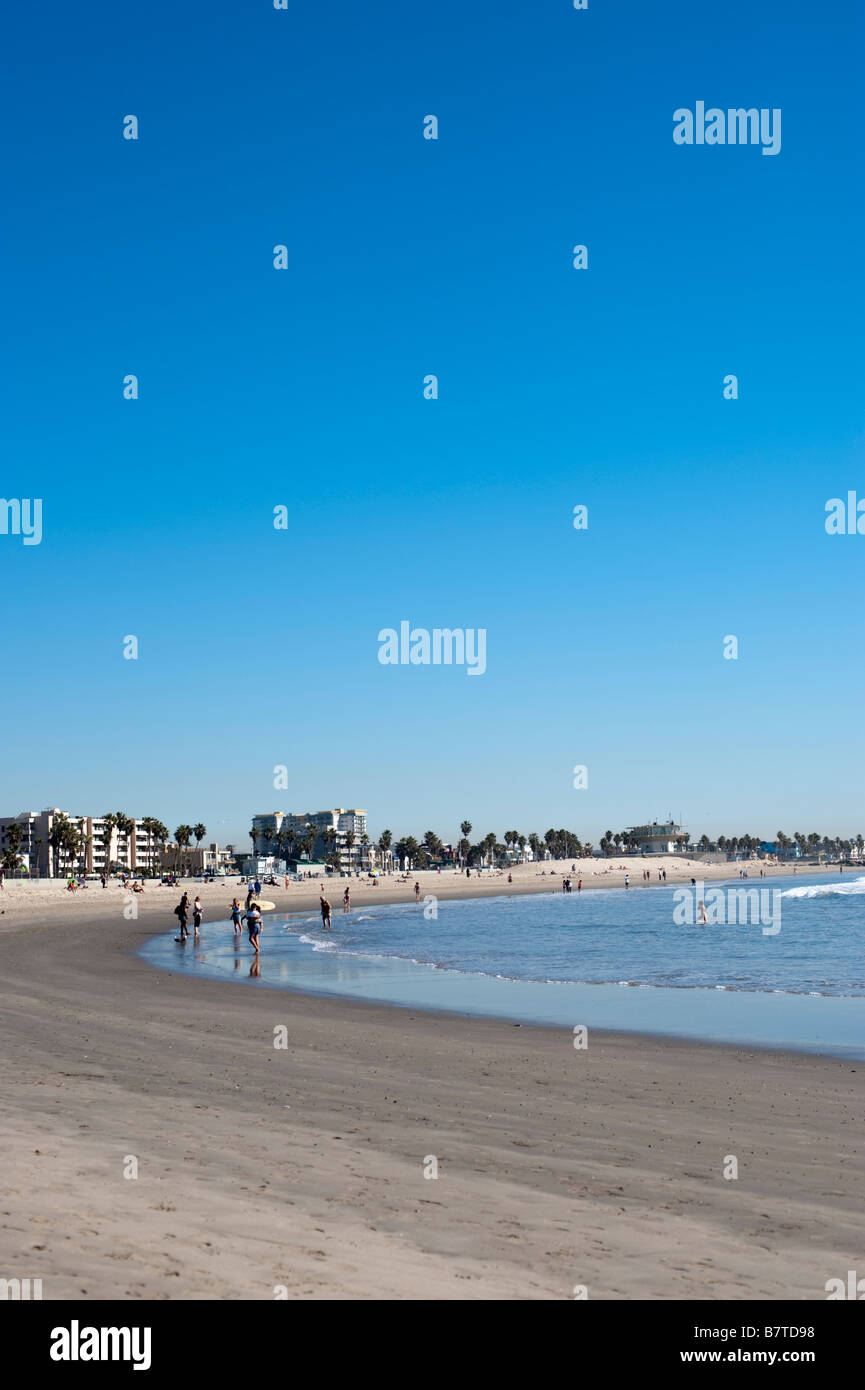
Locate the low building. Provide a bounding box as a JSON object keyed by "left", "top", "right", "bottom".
{"left": 625, "top": 820, "right": 687, "bottom": 855}
{"left": 161, "top": 843, "right": 236, "bottom": 876}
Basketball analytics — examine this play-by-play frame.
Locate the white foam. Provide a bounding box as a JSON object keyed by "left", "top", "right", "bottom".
{"left": 779, "top": 875, "right": 865, "bottom": 900}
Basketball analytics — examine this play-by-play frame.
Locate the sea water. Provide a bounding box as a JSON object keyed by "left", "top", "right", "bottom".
{"left": 139, "top": 874, "right": 865, "bottom": 1057}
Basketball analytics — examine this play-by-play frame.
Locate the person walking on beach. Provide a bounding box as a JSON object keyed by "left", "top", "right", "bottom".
{"left": 193, "top": 895, "right": 203, "bottom": 936}
{"left": 230, "top": 898, "right": 242, "bottom": 934}
{"left": 343, "top": 886, "right": 350, "bottom": 913}
{"left": 254, "top": 878, "right": 262, "bottom": 897}
{"left": 624, "top": 874, "right": 629, "bottom": 889}
{"left": 320, "top": 894, "right": 332, "bottom": 931}
{"left": 414, "top": 881, "right": 421, "bottom": 903}
{"left": 174, "top": 895, "right": 189, "bottom": 941}
{"left": 244, "top": 903, "right": 262, "bottom": 952}
{"left": 577, "top": 878, "right": 582, "bottom": 892}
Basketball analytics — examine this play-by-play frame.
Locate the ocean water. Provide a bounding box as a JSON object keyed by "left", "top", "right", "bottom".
{"left": 139, "top": 874, "right": 865, "bottom": 1057}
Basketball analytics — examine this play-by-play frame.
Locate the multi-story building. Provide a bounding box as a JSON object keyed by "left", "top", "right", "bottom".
{"left": 625, "top": 820, "right": 688, "bottom": 855}
{"left": 251, "top": 808, "right": 371, "bottom": 874}
{"left": 0, "top": 809, "right": 163, "bottom": 878}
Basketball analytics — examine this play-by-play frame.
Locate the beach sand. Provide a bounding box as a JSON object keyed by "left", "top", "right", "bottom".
{"left": 0, "top": 860, "right": 862, "bottom": 1300}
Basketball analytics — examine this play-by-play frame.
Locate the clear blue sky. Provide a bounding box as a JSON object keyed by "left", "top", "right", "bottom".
{"left": 2, "top": 0, "right": 862, "bottom": 849}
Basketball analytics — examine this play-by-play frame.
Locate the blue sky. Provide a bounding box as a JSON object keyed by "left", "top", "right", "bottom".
{"left": 2, "top": 0, "right": 862, "bottom": 849}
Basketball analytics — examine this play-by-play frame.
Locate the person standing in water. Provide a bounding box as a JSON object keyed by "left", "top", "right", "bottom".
{"left": 244, "top": 903, "right": 262, "bottom": 953}
{"left": 193, "top": 896, "right": 203, "bottom": 936}
{"left": 414, "top": 881, "right": 421, "bottom": 903}
{"left": 230, "top": 898, "right": 242, "bottom": 934}
{"left": 343, "top": 886, "right": 350, "bottom": 913}
{"left": 320, "top": 895, "right": 332, "bottom": 931}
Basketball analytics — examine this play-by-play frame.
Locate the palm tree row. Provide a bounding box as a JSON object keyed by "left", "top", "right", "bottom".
{"left": 381, "top": 822, "right": 865, "bottom": 872}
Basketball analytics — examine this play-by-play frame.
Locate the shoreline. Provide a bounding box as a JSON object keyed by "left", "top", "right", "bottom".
{"left": 1, "top": 874, "right": 863, "bottom": 1299}
{"left": 0, "top": 852, "right": 849, "bottom": 927}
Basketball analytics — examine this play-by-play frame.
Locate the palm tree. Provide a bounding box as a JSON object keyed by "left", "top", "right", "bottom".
{"left": 152, "top": 819, "right": 170, "bottom": 877}
{"left": 460, "top": 821, "right": 472, "bottom": 868}
{"left": 174, "top": 825, "right": 193, "bottom": 875}
{"left": 111, "top": 812, "right": 134, "bottom": 874}
{"left": 193, "top": 823, "right": 206, "bottom": 850}
{"left": 423, "top": 830, "right": 442, "bottom": 863}
{"left": 378, "top": 828, "right": 393, "bottom": 873}
{"left": 2, "top": 821, "right": 23, "bottom": 877}
{"left": 100, "top": 813, "right": 117, "bottom": 875}
{"left": 395, "top": 836, "right": 419, "bottom": 871}
{"left": 50, "top": 813, "right": 72, "bottom": 879}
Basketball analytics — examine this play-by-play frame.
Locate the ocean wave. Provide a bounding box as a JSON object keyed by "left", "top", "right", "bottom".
{"left": 779, "top": 876, "right": 865, "bottom": 900}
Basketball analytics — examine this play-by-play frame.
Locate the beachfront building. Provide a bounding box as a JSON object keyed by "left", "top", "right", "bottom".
{"left": 625, "top": 820, "right": 688, "bottom": 855}
{"left": 160, "top": 843, "right": 236, "bottom": 876}
{"left": 0, "top": 809, "right": 161, "bottom": 878}
{"left": 252, "top": 808, "right": 371, "bottom": 874}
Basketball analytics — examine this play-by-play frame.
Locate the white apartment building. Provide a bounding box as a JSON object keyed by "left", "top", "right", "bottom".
{"left": 0, "top": 809, "right": 161, "bottom": 878}
{"left": 252, "top": 808, "right": 370, "bottom": 873}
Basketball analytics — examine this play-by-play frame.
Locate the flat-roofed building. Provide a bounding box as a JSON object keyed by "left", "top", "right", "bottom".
{"left": 252, "top": 808, "right": 370, "bottom": 874}
{"left": 0, "top": 809, "right": 161, "bottom": 877}
{"left": 625, "top": 820, "right": 687, "bottom": 855}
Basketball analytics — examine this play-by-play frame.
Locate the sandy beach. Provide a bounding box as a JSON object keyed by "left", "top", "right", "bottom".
{"left": 1, "top": 859, "right": 863, "bottom": 1301}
